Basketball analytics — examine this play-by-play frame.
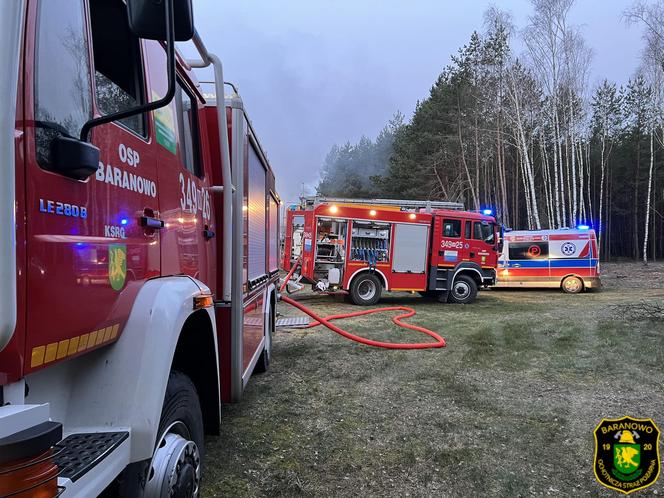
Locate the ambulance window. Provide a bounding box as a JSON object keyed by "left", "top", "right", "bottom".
{"left": 175, "top": 82, "right": 202, "bottom": 177}
{"left": 89, "top": 0, "right": 146, "bottom": 137}
{"left": 508, "top": 242, "right": 549, "bottom": 260}
{"left": 34, "top": 0, "right": 92, "bottom": 169}
{"left": 442, "top": 219, "right": 461, "bottom": 238}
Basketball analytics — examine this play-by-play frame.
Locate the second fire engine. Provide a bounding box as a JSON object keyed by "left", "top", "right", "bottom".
{"left": 283, "top": 197, "right": 500, "bottom": 305}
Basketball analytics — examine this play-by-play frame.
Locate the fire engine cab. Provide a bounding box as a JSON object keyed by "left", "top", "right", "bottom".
{"left": 0, "top": 0, "right": 280, "bottom": 496}
{"left": 283, "top": 197, "right": 500, "bottom": 305}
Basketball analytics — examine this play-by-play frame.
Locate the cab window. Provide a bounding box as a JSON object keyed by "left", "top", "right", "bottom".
{"left": 174, "top": 81, "right": 202, "bottom": 177}
{"left": 89, "top": 0, "right": 146, "bottom": 137}
{"left": 442, "top": 219, "right": 461, "bottom": 238}
{"left": 35, "top": 0, "right": 92, "bottom": 169}
{"left": 473, "top": 221, "right": 495, "bottom": 244}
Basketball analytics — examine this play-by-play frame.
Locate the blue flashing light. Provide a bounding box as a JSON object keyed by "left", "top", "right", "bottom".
{"left": 120, "top": 218, "right": 129, "bottom": 226}
{"left": 577, "top": 224, "right": 590, "bottom": 230}
{"left": 482, "top": 209, "right": 493, "bottom": 216}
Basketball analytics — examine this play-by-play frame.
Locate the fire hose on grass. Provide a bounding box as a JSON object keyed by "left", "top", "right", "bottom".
{"left": 279, "top": 260, "right": 446, "bottom": 350}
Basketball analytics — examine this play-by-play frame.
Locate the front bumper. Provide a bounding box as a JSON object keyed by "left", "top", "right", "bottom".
{"left": 584, "top": 276, "right": 602, "bottom": 289}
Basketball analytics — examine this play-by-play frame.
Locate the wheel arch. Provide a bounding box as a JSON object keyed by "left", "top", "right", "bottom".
{"left": 267, "top": 283, "right": 277, "bottom": 328}
{"left": 453, "top": 267, "right": 483, "bottom": 287}
{"left": 263, "top": 283, "right": 277, "bottom": 356}
{"left": 560, "top": 273, "right": 585, "bottom": 289}
{"left": 23, "top": 276, "right": 220, "bottom": 464}
{"left": 171, "top": 309, "right": 220, "bottom": 436}
{"left": 347, "top": 268, "right": 389, "bottom": 291}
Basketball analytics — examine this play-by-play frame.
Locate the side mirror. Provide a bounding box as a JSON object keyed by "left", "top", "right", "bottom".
{"left": 52, "top": 136, "right": 100, "bottom": 181}
{"left": 127, "top": 0, "right": 194, "bottom": 41}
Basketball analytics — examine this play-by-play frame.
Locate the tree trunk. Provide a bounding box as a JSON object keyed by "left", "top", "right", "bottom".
{"left": 643, "top": 129, "right": 654, "bottom": 264}
{"left": 598, "top": 131, "right": 607, "bottom": 258}
{"left": 634, "top": 130, "right": 642, "bottom": 259}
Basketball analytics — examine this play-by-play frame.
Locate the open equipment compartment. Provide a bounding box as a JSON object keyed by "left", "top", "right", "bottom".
{"left": 313, "top": 217, "right": 347, "bottom": 288}
{"left": 290, "top": 214, "right": 305, "bottom": 265}
{"left": 350, "top": 220, "right": 391, "bottom": 265}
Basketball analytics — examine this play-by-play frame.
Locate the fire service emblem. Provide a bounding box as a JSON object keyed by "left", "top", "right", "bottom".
{"left": 108, "top": 244, "right": 127, "bottom": 291}
{"left": 594, "top": 416, "right": 660, "bottom": 494}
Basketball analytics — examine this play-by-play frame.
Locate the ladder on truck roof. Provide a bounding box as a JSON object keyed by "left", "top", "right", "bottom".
{"left": 301, "top": 196, "right": 464, "bottom": 211}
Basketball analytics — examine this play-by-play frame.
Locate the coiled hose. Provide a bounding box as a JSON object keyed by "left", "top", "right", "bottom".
{"left": 279, "top": 260, "right": 446, "bottom": 350}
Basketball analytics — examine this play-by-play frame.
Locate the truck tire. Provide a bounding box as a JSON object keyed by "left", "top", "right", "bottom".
{"left": 447, "top": 275, "right": 478, "bottom": 304}
{"left": 561, "top": 275, "right": 583, "bottom": 294}
{"left": 144, "top": 371, "right": 204, "bottom": 498}
{"left": 349, "top": 273, "right": 382, "bottom": 306}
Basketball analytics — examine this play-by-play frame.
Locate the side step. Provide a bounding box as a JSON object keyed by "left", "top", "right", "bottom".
{"left": 276, "top": 316, "right": 310, "bottom": 328}
{"left": 55, "top": 432, "right": 128, "bottom": 482}
{"left": 431, "top": 268, "right": 450, "bottom": 291}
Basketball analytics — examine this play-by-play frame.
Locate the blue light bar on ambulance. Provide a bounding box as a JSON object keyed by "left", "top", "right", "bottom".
{"left": 577, "top": 224, "right": 590, "bottom": 230}
{"left": 482, "top": 209, "right": 493, "bottom": 216}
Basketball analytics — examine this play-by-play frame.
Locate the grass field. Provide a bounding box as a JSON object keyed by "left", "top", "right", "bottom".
{"left": 202, "top": 262, "right": 664, "bottom": 497}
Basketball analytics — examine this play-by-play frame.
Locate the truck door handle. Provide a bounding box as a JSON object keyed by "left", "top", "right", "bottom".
{"left": 512, "top": 263, "right": 521, "bottom": 268}
{"left": 470, "top": 252, "right": 475, "bottom": 258}
{"left": 140, "top": 216, "right": 164, "bottom": 229}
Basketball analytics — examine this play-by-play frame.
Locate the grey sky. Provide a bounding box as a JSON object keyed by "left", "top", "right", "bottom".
{"left": 184, "top": 1, "right": 644, "bottom": 203}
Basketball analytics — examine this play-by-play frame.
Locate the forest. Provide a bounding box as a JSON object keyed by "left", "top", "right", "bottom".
{"left": 316, "top": 0, "right": 664, "bottom": 262}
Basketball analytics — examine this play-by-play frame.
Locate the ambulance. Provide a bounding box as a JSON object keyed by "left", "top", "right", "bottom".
{"left": 496, "top": 227, "right": 600, "bottom": 293}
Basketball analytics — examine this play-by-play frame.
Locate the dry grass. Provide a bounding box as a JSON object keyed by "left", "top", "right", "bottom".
{"left": 201, "top": 262, "right": 664, "bottom": 497}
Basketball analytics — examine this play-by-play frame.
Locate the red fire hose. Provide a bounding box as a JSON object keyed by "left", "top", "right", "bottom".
{"left": 279, "top": 261, "right": 446, "bottom": 350}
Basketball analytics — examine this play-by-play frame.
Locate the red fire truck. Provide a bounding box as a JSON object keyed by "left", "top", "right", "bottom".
{"left": 282, "top": 197, "right": 500, "bottom": 305}
{"left": 0, "top": 1, "right": 280, "bottom": 496}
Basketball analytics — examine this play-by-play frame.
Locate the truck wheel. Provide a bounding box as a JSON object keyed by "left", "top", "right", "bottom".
{"left": 349, "top": 273, "right": 382, "bottom": 306}
{"left": 447, "top": 275, "right": 478, "bottom": 304}
{"left": 144, "top": 371, "right": 204, "bottom": 498}
{"left": 561, "top": 275, "right": 583, "bottom": 294}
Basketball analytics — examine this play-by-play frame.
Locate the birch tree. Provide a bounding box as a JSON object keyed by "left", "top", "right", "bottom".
{"left": 505, "top": 60, "right": 542, "bottom": 229}
{"left": 590, "top": 81, "right": 622, "bottom": 255}
{"left": 524, "top": 0, "right": 576, "bottom": 227}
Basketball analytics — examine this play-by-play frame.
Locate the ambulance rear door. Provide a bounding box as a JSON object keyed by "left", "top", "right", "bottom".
{"left": 548, "top": 232, "right": 593, "bottom": 282}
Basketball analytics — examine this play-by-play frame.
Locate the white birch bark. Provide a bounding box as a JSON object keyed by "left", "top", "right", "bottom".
{"left": 643, "top": 128, "right": 654, "bottom": 264}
